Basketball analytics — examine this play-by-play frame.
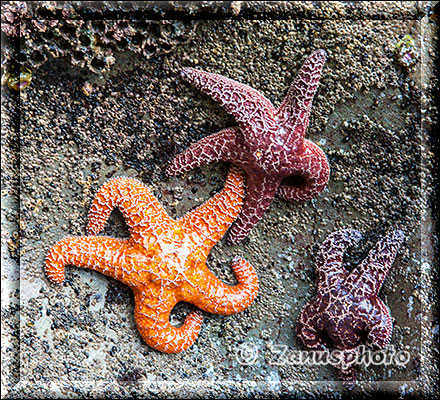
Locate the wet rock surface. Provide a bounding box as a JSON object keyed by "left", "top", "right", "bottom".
{"left": 1, "top": 1, "right": 438, "bottom": 398}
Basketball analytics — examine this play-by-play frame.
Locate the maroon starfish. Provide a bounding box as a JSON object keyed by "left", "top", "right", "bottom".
{"left": 167, "top": 50, "right": 330, "bottom": 244}
{"left": 296, "top": 229, "right": 405, "bottom": 380}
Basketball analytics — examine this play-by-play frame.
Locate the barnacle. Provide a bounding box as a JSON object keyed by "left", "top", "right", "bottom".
{"left": 1, "top": 2, "right": 198, "bottom": 77}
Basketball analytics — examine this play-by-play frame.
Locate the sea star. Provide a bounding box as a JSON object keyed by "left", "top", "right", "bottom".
{"left": 167, "top": 49, "right": 330, "bottom": 244}
{"left": 296, "top": 229, "right": 405, "bottom": 380}
{"left": 45, "top": 167, "right": 259, "bottom": 353}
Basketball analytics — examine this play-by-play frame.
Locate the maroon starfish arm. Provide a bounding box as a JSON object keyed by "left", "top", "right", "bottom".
{"left": 276, "top": 49, "right": 327, "bottom": 148}
{"left": 296, "top": 301, "right": 327, "bottom": 350}
{"left": 134, "top": 288, "right": 203, "bottom": 353}
{"left": 180, "top": 67, "right": 277, "bottom": 145}
{"left": 166, "top": 128, "right": 239, "bottom": 176}
{"left": 366, "top": 297, "right": 393, "bottom": 349}
{"left": 346, "top": 230, "right": 405, "bottom": 296}
{"left": 227, "top": 174, "right": 280, "bottom": 245}
{"left": 314, "top": 229, "right": 363, "bottom": 291}
{"left": 277, "top": 139, "right": 330, "bottom": 202}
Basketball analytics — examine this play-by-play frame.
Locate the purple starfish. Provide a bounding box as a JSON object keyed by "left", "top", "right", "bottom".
{"left": 296, "top": 229, "right": 405, "bottom": 380}
{"left": 167, "top": 50, "right": 330, "bottom": 244}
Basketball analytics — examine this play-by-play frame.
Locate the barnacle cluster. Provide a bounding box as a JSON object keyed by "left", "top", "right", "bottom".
{"left": 1, "top": 1, "right": 198, "bottom": 79}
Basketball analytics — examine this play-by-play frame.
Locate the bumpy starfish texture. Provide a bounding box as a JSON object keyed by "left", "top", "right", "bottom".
{"left": 167, "top": 49, "right": 330, "bottom": 244}
{"left": 45, "top": 167, "right": 258, "bottom": 353}
{"left": 296, "top": 229, "right": 405, "bottom": 380}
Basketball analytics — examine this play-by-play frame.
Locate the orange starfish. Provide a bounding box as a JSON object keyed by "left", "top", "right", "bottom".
{"left": 45, "top": 167, "right": 259, "bottom": 353}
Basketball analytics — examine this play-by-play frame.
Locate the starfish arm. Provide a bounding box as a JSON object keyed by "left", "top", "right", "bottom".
{"left": 183, "top": 257, "right": 258, "bottom": 315}
{"left": 181, "top": 68, "right": 277, "bottom": 143}
{"left": 87, "top": 177, "right": 171, "bottom": 239}
{"left": 134, "top": 288, "right": 203, "bottom": 353}
{"left": 277, "top": 139, "right": 330, "bottom": 202}
{"left": 166, "top": 128, "right": 239, "bottom": 176}
{"left": 348, "top": 230, "right": 405, "bottom": 296}
{"left": 296, "top": 301, "right": 327, "bottom": 350}
{"left": 179, "top": 166, "right": 245, "bottom": 250}
{"left": 366, "top": 298, "right": 393, "bottom": 349}
{"left": 227, "top": 175, "right": 280, "bottom": 245}
{"left": 314, "top": 229, "right": 362, "bottom": 290}
{"left": 276, "top": 49, "right": 327, "bottom": 146}
{"left": 334, "top": 347, "right": 360, "bottom": 381}
{"left": 45, "top": 236, "right": 139, "bottom": 286}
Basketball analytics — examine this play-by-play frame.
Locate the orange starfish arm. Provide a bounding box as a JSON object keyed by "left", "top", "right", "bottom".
{"left": 87, "top": 177, "right": 172, "bottom": 240}
{"left": 45, "top": 236, "right": 140, "bottom": 286}
{"left": 179, "top": 166, "right": 245, "bottom": 251}
{"left": 184, "top": 257, "right": 258, "bottom": 315}
{"left": 134, "top": 288, "right": 203, "bottom": 353}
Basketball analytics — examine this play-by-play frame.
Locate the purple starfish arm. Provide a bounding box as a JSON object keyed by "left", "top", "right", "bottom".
{"left": 334, "top": 347, "right": 361, "bottom": 381}
{"left": 167, "top": 128, "right": 239, "bottom": 175}
{"left": 296, "top": 301, "right": 327, "bottom": 350}
{"left": 367, "top": 298, "right": 393, "bottom": 349}
{"left": 227, "top": 174, "right": 280, "bottom": 245}
{"left": 346, "top": 230, "right": 405, "bottom": 296}
{"left": 276, "top": 49, "right": 327, "bottom": 148}
{"left": 180, "top": 68, "right": 277, "bottom": 146}
{"left": 315, "top": 229, "right": 363, "bottom": 291}
{"left": 277, "top": 139, "right": 330, "bottom": 202}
